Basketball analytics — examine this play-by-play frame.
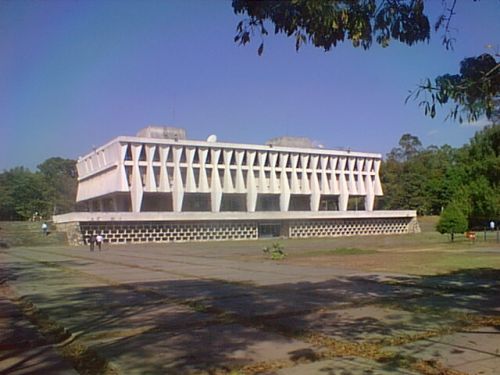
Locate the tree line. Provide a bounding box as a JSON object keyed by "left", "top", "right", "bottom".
{"left": 379, "top": 125, "right": 499, "bottom": 229}
{"left": 0, "top": 158, "right": 78, "bottom": 221}
{"left": 0, "top": 125, "right": 498, "bottom": 228}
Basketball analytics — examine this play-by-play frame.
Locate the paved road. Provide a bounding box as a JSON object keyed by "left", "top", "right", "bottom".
{"left": 1, "top": 244, "right": 499, "bottom": 374}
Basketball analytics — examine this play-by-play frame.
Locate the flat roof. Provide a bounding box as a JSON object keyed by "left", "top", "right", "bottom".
{"left": 79, "top": 135, "right": 382, "bottom": 161}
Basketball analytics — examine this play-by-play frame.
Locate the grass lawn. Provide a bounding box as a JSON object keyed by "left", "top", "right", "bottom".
{"left": 240, "top": 216, "right": 500, "bottom": 276}
{"left": 2, "top": 216, "right": 499, "bottom": 276}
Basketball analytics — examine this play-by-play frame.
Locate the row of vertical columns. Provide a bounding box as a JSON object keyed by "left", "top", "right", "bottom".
{"left": 121, "top": 142, "right": 381, "bottom": 213}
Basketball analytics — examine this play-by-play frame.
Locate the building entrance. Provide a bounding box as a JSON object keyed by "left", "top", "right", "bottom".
{"left": 258, "top": 223, "right": 281, "bottom": 238}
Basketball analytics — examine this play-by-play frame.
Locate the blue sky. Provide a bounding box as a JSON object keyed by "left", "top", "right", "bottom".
{"left": 1, "top": 0, "right": 499, "bottom": 171}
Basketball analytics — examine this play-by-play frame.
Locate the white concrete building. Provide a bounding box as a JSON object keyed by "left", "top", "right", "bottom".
{"left": 54, "top": 127, "right": 419, "bottom": 244}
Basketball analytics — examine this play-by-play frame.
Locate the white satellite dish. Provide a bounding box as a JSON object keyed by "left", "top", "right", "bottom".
{"left": 206, "top": 134, "right": 217, "bottom": 142}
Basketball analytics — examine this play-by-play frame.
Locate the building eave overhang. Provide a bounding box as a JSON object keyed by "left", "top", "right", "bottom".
{"left": 53, "top": 210, "right": 416, "bottom": 224}
{"left": 79, "top": 135, "right": 382, "bottom": 161}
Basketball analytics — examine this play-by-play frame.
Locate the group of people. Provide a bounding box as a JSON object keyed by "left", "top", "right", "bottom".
{"left": 88, "top": 233, "right": 104, "bottom": 251}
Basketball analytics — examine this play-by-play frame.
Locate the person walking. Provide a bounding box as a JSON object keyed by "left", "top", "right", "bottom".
{"left": 41, "top": 222, "right": 48, "bottom": 236}
{"left": 96, "top": 234, "right": 103, "bottom": 251}
{"left": 89, "top": 234, "right": 96, "bottom": 251}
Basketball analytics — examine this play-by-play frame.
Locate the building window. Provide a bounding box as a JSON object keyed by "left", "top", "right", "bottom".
{"left": 141, "top": 192, "right": 173, "bottom": 212}
{"left": 256, "top": 194, "right": 280, "bottom": 211}
{"left": 289, "top": 194, "right": 310, "bottom": 211}
{"left": 319, "top": 195, "right": 339, "bottom": 211}
{"left": 258, "top": 223, "right": 281, "bottom": 238}
{"left": 220, "top": 193, "right": 246, "bottom": 211}
{"left": 347, "top": 196, "right": 365, "bottom": 211}
{"left": 181, "top": 193, "right": 211, "bottom": 211}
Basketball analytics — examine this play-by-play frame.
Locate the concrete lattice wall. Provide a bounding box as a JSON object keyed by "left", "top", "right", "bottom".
{"left": 70, "top": 217, "right": 420, "bottom": 245}
{"left": 80, "top": 221, "right": 258, "bottom": 244}
{"left": 289, "top": 217, "right": 420, "bottom": 238}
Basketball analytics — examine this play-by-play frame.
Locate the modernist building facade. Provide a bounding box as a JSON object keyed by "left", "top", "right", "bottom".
{"left": 54, "top": 127, "right": 419, "bottom": 244}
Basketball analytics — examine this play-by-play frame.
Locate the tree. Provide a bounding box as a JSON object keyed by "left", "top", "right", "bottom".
{"left": 233, "top": 0, "right": 430, "bottom": 53}
{"left": 407, "top": 53, "right": 500, "bottom": 123}
{"left": 387, "top": 133, "right": 423, "bottom": 162}
{"left": 463, "top": 124, "right": 500, "bottom": 226}
{"left": 0, "top": 167, "right": 52, "bottom": 220}
{"left": 232, "top": 0, "right": 499, "bottom": 123}
{"left": 436, "top": 201, "right": 468, "bottom": 241}
{"left": 37, "top": 157, "right": 78, "bottom": 215}
{"left": 380, "top": 125, "right": 499, "bottom": 223}
{"left": 380, "top": 134, "right": 428, "bottom": 214}
{"left": 0, "top": 157, "right": 78, "bottom": 220}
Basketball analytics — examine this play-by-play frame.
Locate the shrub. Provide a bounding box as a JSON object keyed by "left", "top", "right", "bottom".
{"left": 262, "top": 241, "right": 286, "bottom": 260}
{"left": 436, "top": 202, "right": 468, "bottom": 241}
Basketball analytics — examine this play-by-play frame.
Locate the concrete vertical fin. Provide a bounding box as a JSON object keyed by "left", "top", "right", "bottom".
{"left": 145, "top": 145, "right": 157, "bottom": 192}
{"left": 223, "top": 149, "right": 234, "bottom": 192}
{"left": 364, "top": 173, "right": 375, "bottom": 211}
{"left": 338, "top": 157, "right": 348, "bottom": 211}
{"left": 330, "top": 157, "right": 340, "bottom": 194}
{"left": 310, "top": 155, "right": 320, "bottom": 211}
{"left": 185, "top": 147, "right": 196, "bottom": 192}
{"left": 347, "top": 157, "right": 358, "bottom": 195}
{"left": 300, "top": 154, "right": 310, "bottom": 193}
{"left": 246, "top": 151, "right": 257, "bottom": 212}
{"left": 172, "top": 146, "right": 185, "bottom": 212}
{"left": 198, "top": 148, "right": 209, "bottom": 192}
{"left": 210, "top": 149, "right": 222, "bottom": 212}
{"left": 279, "top": 153, "right": 290, "bottom": 211}
{"left": 235, "top": 150, "right": 245, "bottom": 192}
{"left": 130, "top": 144, "right": 144, "bottom": 212}
{"left": 290, "top": 153, "right": 300, "bottom": 194}
{"left": 119, "top": 143, "right": 129, "bottom": 191}
{"left": 258, "top": 151, "right": 268, "bottom": 193}
{"left": 269, "top": 152, "right": 279, "bottom": 193}
{"left": 320, "top": 156, "right": 330, "bottom": 194}
{"left": 373, "top": 159, "right": 383, "bottom": 195}
{"left": 356, "top": 158, "right": 366, "bottom": 195}
{"left": 159, "top": 146, "right": 170, "bottom": 192}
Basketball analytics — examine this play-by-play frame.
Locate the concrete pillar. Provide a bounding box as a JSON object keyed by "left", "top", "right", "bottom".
{"left": 198, "top": 148, "right": 209, "bottom": 192}
{"left": 310, "top": 156, "right": 320, "bottom": 212}
{"left": 234, "top": 150, "right": 245, "bottom": 192}
{"left": 338, "top": 157, "right": 348, "bottom": 211}
{"left": 172, "top": 146, "right": 184, "bottom": 212}
{"left": 279, "top": 153, "right": 290, "bottom": 212}
{"left": 290, "top": 153, "right": 300, "bottom": 194}
{"left": 130, "top": 144, "right": 144, "bottom": 212}
{"left": 211, "top": 149, "right": 222, "bottom": 212}
{"left": 246, "top": 151, "right": 257, "bottom": 212}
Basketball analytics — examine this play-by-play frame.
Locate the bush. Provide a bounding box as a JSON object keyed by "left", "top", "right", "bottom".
{"left": 436, "top": 202, "right": 468, "bottom": 241}
{"left": 262, "top": 241, "right": 286, "bottom": 260}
